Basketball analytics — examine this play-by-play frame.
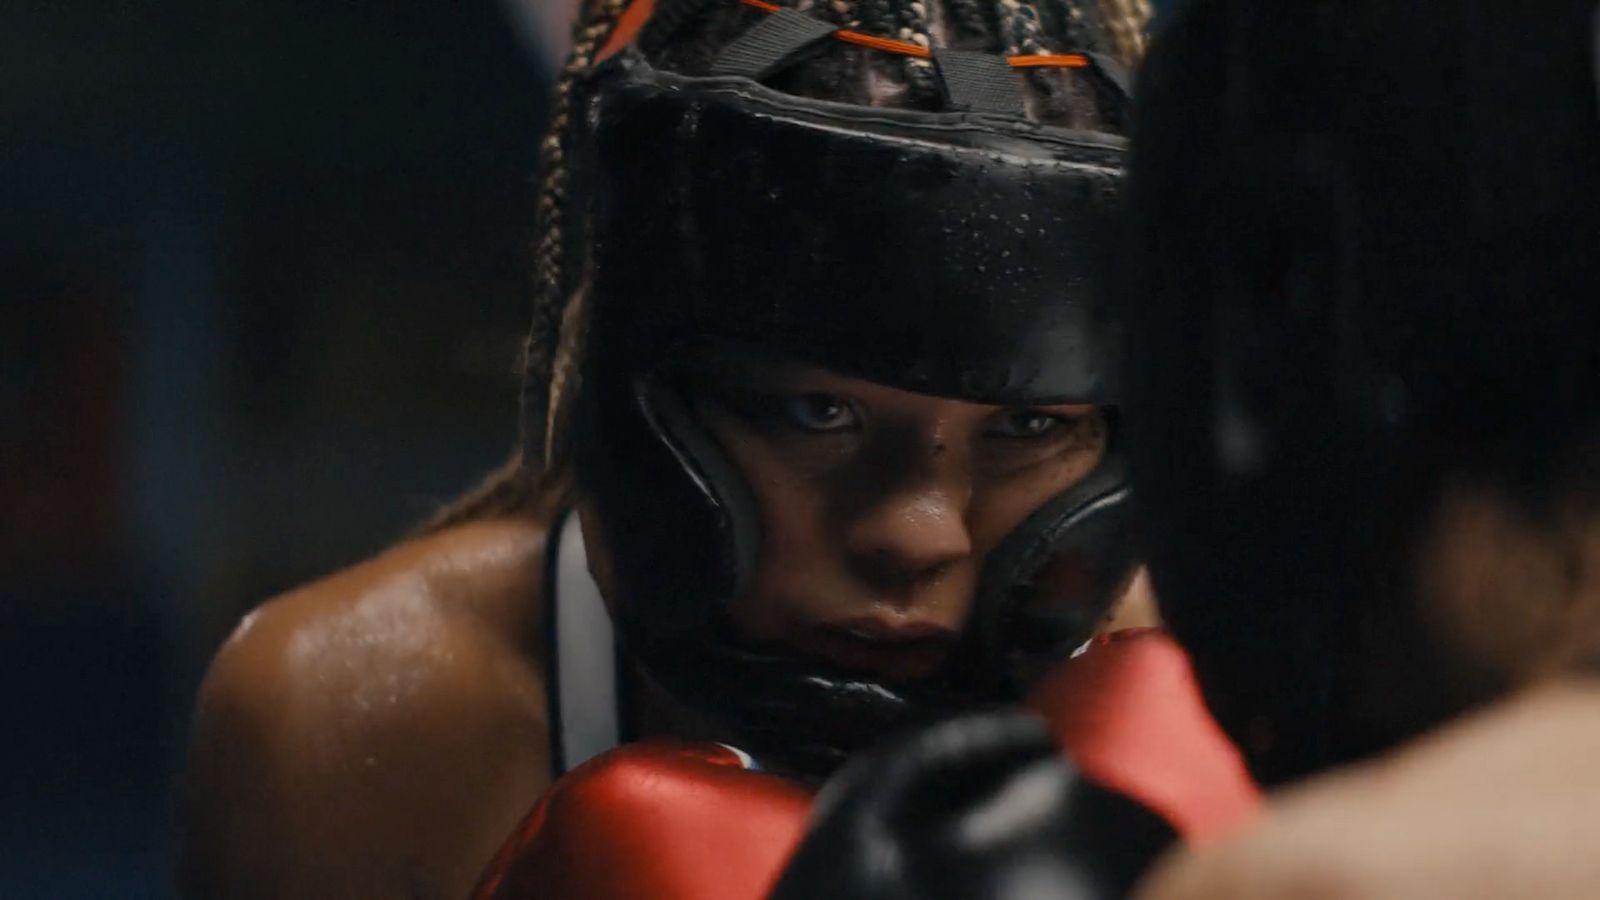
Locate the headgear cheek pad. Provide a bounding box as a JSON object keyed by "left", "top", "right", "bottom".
{"left": 568, "top": 50, "right": 1133, "bottom": 775}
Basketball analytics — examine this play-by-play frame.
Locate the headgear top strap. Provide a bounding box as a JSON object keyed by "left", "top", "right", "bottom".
{"left": 933, "top": 48, "right": 1028, "bottom": 115}
{"left": 1085, "top": 51, "right": 1133, "bottom": 100}
{"left": 722, "top": 0, "right": 1130, "bottom": 113}
{"left": 711, "top": 7, "right": 838, "bottom": 79}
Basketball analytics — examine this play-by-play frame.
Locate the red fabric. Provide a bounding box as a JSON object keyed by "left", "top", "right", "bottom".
{"left": 1028, "top": 628, "right": 1264, "bottom": 844}
{"left": 473, "top": 629, "right": 1261, "bottom": 898}
{"left": 468, "top": 741, "right": 811, "bottom": 900}
{"left": 597, "top": 0, "right": 655, "bottom": 62}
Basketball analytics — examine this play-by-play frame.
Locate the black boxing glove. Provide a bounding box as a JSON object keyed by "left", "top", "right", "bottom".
{"left": 768, "top": 712, "right": 1177, "bottom": 900}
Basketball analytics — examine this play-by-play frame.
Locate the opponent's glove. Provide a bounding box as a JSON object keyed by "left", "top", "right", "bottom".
{"left": 768, "top": 712, "right": 1176, "bottom": 900}
{"left": 769, "top": 630, "right": 1264, "bottom": 899}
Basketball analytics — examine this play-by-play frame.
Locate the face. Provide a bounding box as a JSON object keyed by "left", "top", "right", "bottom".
{"left": 680, "top": 350, "right": 1110, "bottom": 684}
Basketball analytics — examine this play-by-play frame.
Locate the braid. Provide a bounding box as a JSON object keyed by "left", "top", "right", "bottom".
{"left": 525, "top": 0, "right": 633, "bottom": 476}
{"left": 1037, "top": 0, "right": 1090, "bottom": 49}
{"left": 943, "top": 0, "right": 1002, "bottom": 45}
{"left": 1095, "top": 0, "right": 1150, "bottom": 65}
{"left": 807, "top": 0, "right": 870, "bottom": 97}
{"left": 995, "top": 0, "right": 1044, "bottom": 53}
{"left": 894, "top": 0, "right": 941, "bottom": 107}
{"left": 637, "top": 0, "right": 720, "bottom": 59}
{"left": 636, "top": 0, "right": 1127, "bottom": 120}
{"left": 857, "top": 0, "right": 898, "bottom": 35}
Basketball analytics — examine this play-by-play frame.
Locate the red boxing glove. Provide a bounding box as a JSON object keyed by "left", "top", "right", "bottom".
{"left": 1028, "top": 628, "right": 1264, "bottom": 844}
{"left": 477, "top": 632, "right": 1258, "bottom": 899}
{"left": 469, "top": 741, "right": 811, "bottom": 900}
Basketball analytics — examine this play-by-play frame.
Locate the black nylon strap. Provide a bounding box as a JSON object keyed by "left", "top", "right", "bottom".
{"left": 933, "top": 48, "right": 1026, "bottom": 116}
{"left": 711, "top": 8, "right": 838, "bottom": 79}
{"left": 1086, "top": 51, "right": 1134, "bottom": 102}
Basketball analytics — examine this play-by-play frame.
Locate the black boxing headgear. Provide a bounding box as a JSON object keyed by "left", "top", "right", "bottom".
{"left": 1126, "top": 0, "right": 1600, "bottom": 784}
{"left": 564, "top": 6, "right": 1135, "bottom": 776}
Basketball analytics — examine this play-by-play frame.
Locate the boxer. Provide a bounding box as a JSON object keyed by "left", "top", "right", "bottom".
{"left": 180, "top": 1, "right": 1178, "bottom": 897}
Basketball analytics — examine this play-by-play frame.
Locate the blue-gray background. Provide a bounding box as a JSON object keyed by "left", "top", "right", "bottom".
{"left": 5, "top": 3, "right": 547, "bottom": 896}
{"left": 1, "top": 1, "right": 1172, "bottom": 896}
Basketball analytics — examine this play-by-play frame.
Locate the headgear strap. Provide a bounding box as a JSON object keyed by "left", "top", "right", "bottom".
{"left": 933, "top": 49, "right": 1028, "bottom": 115}
{"left": 711, "top": 7, "right": 838, "bottom": 78}
{"left": 1084, "top": 52, "right": 1133, "bottom": 99}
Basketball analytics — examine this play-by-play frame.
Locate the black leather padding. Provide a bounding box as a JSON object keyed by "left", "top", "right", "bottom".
{"left": 568, "top": 52, "right": 1133, "bottom": 779}
{"left": 1085, "top": 51, "right": 1133, "bottom": 101}
{"left": 933, "top": 48, "right": 1027, "bottom": 115}
{"left": 967, "top": 457, "right": 1136, "bottom": 694}
{"left": 710, "top": 8, "right": 838, "bottom": 80}
{"left": 574, "top": 53, "right": 1128, "bottom": 407}
{"left": 769, "top": 713, "right": 1176, "bottom": 899}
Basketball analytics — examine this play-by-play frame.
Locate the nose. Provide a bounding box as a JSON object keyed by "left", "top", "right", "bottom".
{"left": 843, "top": 481, "right": 974, "bottom": 599}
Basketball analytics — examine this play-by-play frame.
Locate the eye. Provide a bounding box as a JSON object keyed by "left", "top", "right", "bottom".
{"left": 986, "top": 410, "right": 1066, "bottom": 439}
{"left": 781, "top": 394, "right": 860, "bottom": 432}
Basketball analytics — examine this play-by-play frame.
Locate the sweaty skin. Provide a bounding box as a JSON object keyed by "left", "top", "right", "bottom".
{"left": 182, "top": 363, "right": 1123, "bottom": 899}
{"left": 183, "top": 512, "right": 1156, "bottom": 899}
{"left": 181, "top": 517, "right": 554, "bottom": 900}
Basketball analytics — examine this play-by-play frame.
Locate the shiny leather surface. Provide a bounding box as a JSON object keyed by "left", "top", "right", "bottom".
{"left": 470, "top": 741, "right": 811, "bottom": 900}
{"left": 571, "top": 51, "right": 1134, "bottom": 774}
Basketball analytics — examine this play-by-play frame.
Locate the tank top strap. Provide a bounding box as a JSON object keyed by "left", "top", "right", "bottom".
{"left": 547, "top": 510, "right": 623, "bottom": 774}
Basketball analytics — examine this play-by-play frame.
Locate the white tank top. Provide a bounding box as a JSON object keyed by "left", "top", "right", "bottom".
{"left": 548, "top": 511, "right": 623, "bottom": 774}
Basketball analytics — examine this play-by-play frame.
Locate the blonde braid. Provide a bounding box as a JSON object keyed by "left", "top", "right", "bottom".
{"left": 417, "top": 0, "right": 632, "bottom": 533}
{"left": 541, "top": 266, "right": 591, "bottom": 489}
{"left": 1096, "top": 0, "right": 1151, "bottom": 65}
{"left": 525, "top": 0, "right": 633, "bottom": 476}
{"left": 996, "top": 0, "right": 1044, "bottom": 53}
{"left": 896, "top": 0, "right": 938, "bottom": 91}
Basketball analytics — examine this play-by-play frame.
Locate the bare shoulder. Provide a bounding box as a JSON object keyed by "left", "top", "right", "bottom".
{"left": 1134, "top": 681, "right": 1600, "bottom": 900}
{"left": 182, "top": 516, "right": 555, "bottom": 900}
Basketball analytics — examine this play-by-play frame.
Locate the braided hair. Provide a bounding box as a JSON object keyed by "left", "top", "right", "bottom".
{"left": 639, "top": 0, "right": 1135, "bottom": 122}
{"left": 424, "top": 0, "right": 1149, "bottom": 530}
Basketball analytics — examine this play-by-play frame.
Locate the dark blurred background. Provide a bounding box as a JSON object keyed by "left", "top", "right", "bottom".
{"left": 1, "top": 1, "right": 1170, "bottom": 895}
{"left": 2, "top": 2, "right": 562, "bottom": 895}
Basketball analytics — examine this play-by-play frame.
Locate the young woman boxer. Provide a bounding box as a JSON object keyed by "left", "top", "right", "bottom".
{"left": 179, "top": 2, "right": 1188, "bottom": 898}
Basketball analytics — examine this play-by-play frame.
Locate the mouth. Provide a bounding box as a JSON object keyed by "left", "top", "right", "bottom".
{"left": 802, "top": 617, "right": 961, "bottom": 681}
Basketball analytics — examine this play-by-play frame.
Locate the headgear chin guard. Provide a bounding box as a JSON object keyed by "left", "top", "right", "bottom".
{"left": 565, "top": 28, "right": 1133, "bottom": 775}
